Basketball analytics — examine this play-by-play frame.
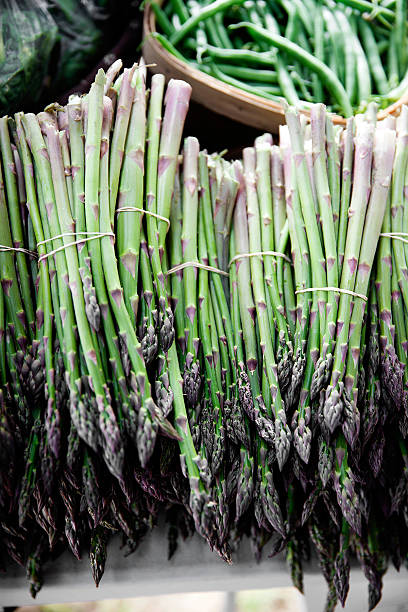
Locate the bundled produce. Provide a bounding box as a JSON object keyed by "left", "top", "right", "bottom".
{"left": 150, "top": 0, "right": 408, "bottom": 116}
{"left": 2, "top": 59, "right": 408, "bottom": 611}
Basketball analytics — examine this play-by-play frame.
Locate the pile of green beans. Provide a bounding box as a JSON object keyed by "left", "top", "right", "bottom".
{"left": 150, "top": 0, "right": 408, "bottom": 116}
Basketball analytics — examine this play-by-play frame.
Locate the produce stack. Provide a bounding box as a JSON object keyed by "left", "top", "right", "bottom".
{"left": 1, "top": 60, "right": 408, "bottom": 611}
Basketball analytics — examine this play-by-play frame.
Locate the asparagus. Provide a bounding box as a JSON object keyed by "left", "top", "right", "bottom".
{"left": 116, "top": 69, "right": 147, "bottom": 325}
{"left": 323, "top": 118, "right": 375, "bottom": 434}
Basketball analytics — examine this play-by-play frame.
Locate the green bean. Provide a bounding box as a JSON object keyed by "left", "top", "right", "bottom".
{"left": 387, "top": 29, "right": 400, "bottom": 88}
{"left": 152, "top": 32, "right": 190, "bottom": 63}
{"left": 207, "top": 62, "right": 278, "bottom": 82}
{"left": 204, "top": 17, "right": 224, "bottom": 47}
{"left": 290, "top": 70, "right": 314, "bottom": 102}
{"left": 284, "top": 5, "right": 300, "bottom": 40}
{"left": 377, "top": 39, "right": 389, "bottom": 54}
{"left": 334, "top": 10, "right": 358, "bottom": 104}
{"left": 296, "top": 27, "right": 313, "bottom": 55}
{"left": 151, "top": 2, "right": 175, "bottom": 37}
{"left": 359, "top": 19, "right": 389, "bottom": 94}
{"left": 214, "top": 12, "right": 234, "bottom": 48}
{"left": 208, "top": 62, "right": 284, "bottom": 102}
{"left": 249, "top": 83, "right": 282, "bottom": 94}
{"left": 188, "top": 0, "right": 212, "bottom": 60}
{"left": 230, "top": 21, "right": 353, "bottom": 115}
{"left": 395, "top": 0, "right": 407, "bottom": 78}
{"left": 349, "top": 14, "right": 372, "bottom": 104}
{"left": 169, "top": 0, "right": 190, "bottom": 22}
{"left": 253, "top": 6, "right": 300, "bottom": 105}
{"left": 188, "top": 40, "right": 278, "bottom": 65}
{"left": 312, "top": 2, "right": 324, "bottom": 102}
{"left": 170, "top": 0, "right": 246, "bottom": 45}
{"left": 380, "top": 65, "right": 408, "bottom": 101}
{"left": 322, "top": 7, "right": 345, "bottom": 85}
{"left": 290, "top": 0, "right": 314, "bottom": 36}
{"left": 332, "top": 0, "right": 395, "bottom": 20}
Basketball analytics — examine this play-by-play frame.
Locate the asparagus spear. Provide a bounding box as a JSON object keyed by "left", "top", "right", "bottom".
{"left": 181, "top": 136, "right": 201, "bottom": 408}
{"left": 323, "top": 118, "right": 375, "bottom": 434}
{"left": 116, "top": 69, "right": 147, "bottom": 325}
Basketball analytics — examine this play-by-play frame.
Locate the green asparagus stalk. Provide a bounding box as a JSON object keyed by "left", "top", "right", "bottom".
{"left": 323, "top": 118, "right": 374, "bottom": 434}
{"left": 243, "top": 146, "right": 290, "bottom": 470}
{"left": 116, "top": 69, "right": 147, "bottom": 325}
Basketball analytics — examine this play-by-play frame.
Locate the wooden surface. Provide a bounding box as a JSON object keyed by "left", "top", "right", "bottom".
{"left": 1, "top": 525, "right": 408, "bottom": 611}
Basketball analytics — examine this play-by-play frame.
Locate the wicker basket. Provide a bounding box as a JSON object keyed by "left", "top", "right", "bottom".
{"left": 143, "top": 5, "right": 408, "bottom": 131}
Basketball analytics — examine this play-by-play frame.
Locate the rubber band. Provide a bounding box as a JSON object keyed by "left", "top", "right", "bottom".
{"left": 380, "top": 232, "right": 408, "bottom": 245}
{"left": 0, "top": 245, "right": 37, "bottom": 258}
{"left": 295, "top": 287, "right": 368, "bottom": 302}
{"left": 228, "top": 250, "right": 292, "bottom": 267}
{"left": 37, "top": 231, "right": 114, "bottom": 263}
{"left": 116, "top": 206, "right": 170, "bottom": 230}
{"left": 166, "top": 261, "right": 229, "bottom": 278}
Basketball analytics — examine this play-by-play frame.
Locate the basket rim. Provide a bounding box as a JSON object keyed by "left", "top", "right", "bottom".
{"left": 143, "top": 4, "right": 408, "bottom": 126}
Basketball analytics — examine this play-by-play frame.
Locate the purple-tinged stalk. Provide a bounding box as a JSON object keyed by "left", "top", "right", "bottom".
{"left": 284, "top": 169, "right": 318, "bottom": 458}
{"left": 208, "top": 155, "right": 238, "bottom": 277}
{"left": 326, "top": 119, "right": 341, "bottom": 244}
{"left": 168, "top": 160, "right": 185, "bottom": 354}
{"left": 232, "top": 161, "right": 273, "bottom": 443}
{"left": 145, "top": 74, "right": 174, "bottom": 351}
{"left": 361, "top": 283, "right": 381, "bottom": 451}
{"left": 309, "top": 105, "right": 339, "bottom": 400}
{"left": 375, "top": 192, "right": 400, "bottom": 417}
{"left": 323, "top": 119, "right": 374, "bottom": 435}
{"left": 229, "top": 231, "right": 253, "bottom": 521}
{"left": 181, "top": 136, "right": 201, "bottom": 408}
{"left": 104, "top": 59, "right": 123, "bottom": 95}
{"left": 233, "top": 164, "right": 285, "bottom": 536}
{"left": 156, "top": 79, "right": 192, "bottom": 255}
{"left": 243, "top": 146, "right": 290, "bottom": 470}
{"left": 67, "top": 95, "right": 100, "bottom": 334}
{"left": 337, "top": 118, "right": 354, "bottom": 277}
{"left": 390, "top": 253, "right": 408, "bottom": 435}
{"left": 116, "top": 68, "right": 147, "bottom": 326}
{"left": 138, "top": 228, "right": 159, "bottom": 366}
{"left": 389, "top": 106, "right": 408, "bottom": 408}
{"left": 285, "top": 104, "right": 327, "bottom": 342}
{"left": 197, "top": 197, "right": 223, "bottom": 469}
{"left": 196, "top": 200, "right": 229, "bottom": 553}
{"left": 280, "top": 126, "right": 312, "bottom": 424}
{"left": 343, "top": 122, "right": 395, "bottom": 446}
{"left": 332, "top": 123, "right": 395, "bottom": 535}
{"left": 271, "top": 146, "right": 295, "bottom": 336}
{"left": 100, "top": 96, "right": 179, "bottom": 465}
{"left": 199, "top": 153, "right": 242, "bottom": 484}
{"left": 199, "top": 153, "right": 238, "bottom": 401}
{"left": 0, "top": 117, "right": 35, "bottom": 343}
{"left": 26, "top": 97, "right": 123, "bottom": 480}
{"left": 144, "top": 75, "right": 216, "bottom": 545}
{"left": 0, "top": 272, "right": 5, "bottom": 387}
{"left": 59, "top": 130, "right": 74, "bottom": 216}
{"left": 333, "top": 520, "right": 351, "bottom": 606}
{"left": 14, "top": 114, "right": 57, "bottom": 460}
{"left": 0, "top": 143, "right": 32, "bottom": 394}
{"left": 108, "top": 65, "right": 136, "bottom": 225}
{"left": 254, "top": 135, "right": 293, "bottom": 396}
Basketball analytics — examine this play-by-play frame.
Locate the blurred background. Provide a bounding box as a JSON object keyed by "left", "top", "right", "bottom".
{"left": 7, "top": 588, "right": 305, "bottom": 612}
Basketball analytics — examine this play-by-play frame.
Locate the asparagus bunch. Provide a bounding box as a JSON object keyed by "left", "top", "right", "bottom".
{"left": 3, "top": 60, "right": 408, "bottom": 611}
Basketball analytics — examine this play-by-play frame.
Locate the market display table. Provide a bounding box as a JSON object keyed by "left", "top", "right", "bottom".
{"left": 0, "top": 525, "right": 406, "bottom": 611}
